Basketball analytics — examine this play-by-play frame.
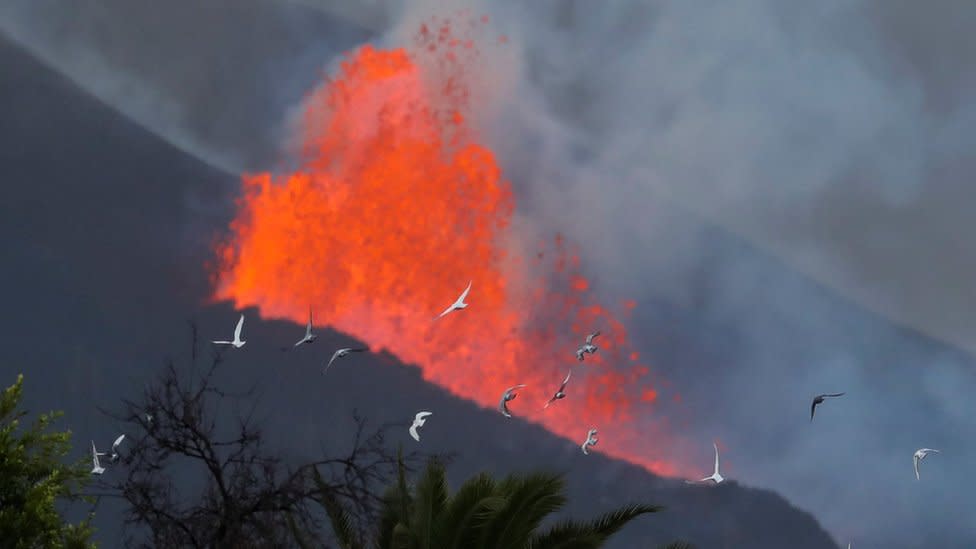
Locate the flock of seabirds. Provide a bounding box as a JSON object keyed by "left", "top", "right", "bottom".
{"left": 87, "top": 280, "right": 940, "bottom": 546}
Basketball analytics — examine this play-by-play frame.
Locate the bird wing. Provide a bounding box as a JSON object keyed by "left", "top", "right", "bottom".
{"left": 498, "top": 397, "right": 511, "bottom": 417}
{"left": 914, "top": 454, "right": 920, "bottom": 480}
{"left": 543, "top": 396, "right": 556, "bottom": 409}
{"left": 586, "top": 331, "right": 600, "bottom": 344}
{"left": 576, "top": 348, "right": 585, "bottom": 361}
{"left": 810, "top": 400, "right": 817, "bottom": 421}
{"left": 233, "top": 314, "right": 245, "bottom": 341}
{"left": 581, "top": 443, "right": 589, "bottom": 455}
{"left": 212, "top": 340, "right": 232, "bottom": 345}
{"left": 409, "top": 425, "right": 420, "bottom": 442}
{"left": 560, "top": 370, "right": 572, "bottom": 389}
{"left": 324, "top": 351, "right": 341, "bottom": 373}
{"left": 306, "top": 306, "right": 313, "bottom": 336}
{"left": 351, "top": 347, "right": 369, "bottom": 353}
{"left": 91, "top": 441, "right": 100, "bottom": 467}
{"left": 437, "top": 303, "right": 456, "bottom": 318}
{"left": 458, "top": 280, "right": 472, "bottom": 302}
{"left": 713, "top": 442, "right": 720, "bottom": 474}
{"left": 112, "top": 434, "right": 125, "bottom": 451}
{"left": 825, "top": 392, "right": 845, "bottom": 398}
{"left": 415, "top": 411, "right": 432, "bottom": 421}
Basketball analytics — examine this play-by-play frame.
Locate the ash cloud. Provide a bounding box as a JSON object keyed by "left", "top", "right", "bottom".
{"left": 418, "top": 1, "right": 976, "bottom": 546}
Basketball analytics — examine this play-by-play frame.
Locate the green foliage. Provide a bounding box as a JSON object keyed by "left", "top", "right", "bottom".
{"left": 0, "top": 374, "right": 96, "bottom": 549}
{"left": 301, "top": 445, "right": 663, "bottom": 549}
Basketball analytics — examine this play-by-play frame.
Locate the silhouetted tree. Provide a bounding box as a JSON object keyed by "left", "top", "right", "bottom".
{"left": 295, "top": 447, "right": 665, "bottom": 549}
{"left": 0, "top": 374, "right": 96, "bottom": 548}
{"left": 93, "top": 325, "right": 435, "bottom": 548}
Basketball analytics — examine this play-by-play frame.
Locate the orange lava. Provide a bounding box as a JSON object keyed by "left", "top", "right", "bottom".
{"left": 212, "top": 17, "right": 680, "bottom": 476}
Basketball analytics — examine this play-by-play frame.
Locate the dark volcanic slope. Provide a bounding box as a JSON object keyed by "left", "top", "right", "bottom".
{"left": 0, "top": 32, "right": 840, "bottom": 549}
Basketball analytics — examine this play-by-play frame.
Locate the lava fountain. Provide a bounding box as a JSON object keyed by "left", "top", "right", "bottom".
{"left": 211, "top": 16, "right": 680, "bottom": 476}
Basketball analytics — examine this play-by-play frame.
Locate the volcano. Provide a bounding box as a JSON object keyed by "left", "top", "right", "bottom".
{"left": 0, "top": 27, "right": 840, "bottom": 548}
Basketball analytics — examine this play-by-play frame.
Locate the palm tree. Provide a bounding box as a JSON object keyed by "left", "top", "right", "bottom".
{"left": 294, "top": 447, "right": 666, "bottom": 549}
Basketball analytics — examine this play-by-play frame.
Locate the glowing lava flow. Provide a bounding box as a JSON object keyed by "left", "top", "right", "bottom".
{"left": 212, "top": 18, "right": 679, "bottom": 476}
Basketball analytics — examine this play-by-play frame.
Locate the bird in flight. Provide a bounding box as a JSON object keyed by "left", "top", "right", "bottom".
{"left": 212, "top": 313, "right": 246, "bottom": 348}
{"left": 323, "top": 347, "right": 369, "bottom": 374}
{"left": 810, "top": 392, "right": 845, "bottom": 421}
{"left": 913, "top": 448, "right": 940, "bottom": 480}
{"left": 108, "top": 434, "right": 125, "bottom": 463}
{"left": 581, "top": 428, "right": 598, "bottom": 455}
{"left": 686, "top": 441, "right": 725, "bottom": 484}
{"left": 544, "top": 370, "right": 573, "bottom": 409}
{"left": 436, "top": 281, "right": 472, "bottom": 319}
{"left": 498, "top": 384, "right": 526, "bottom": 418}
{"left": 576, "top": 331, "right": 600, "bottom": 361}
{"left": 290, "top": 306, "right": 317, "bottom": 348}
{"left": 409, "top": 411, "right": 432, "bottom": 442}
{"left": 90, "top": 441, "right": 106, "bottom": 475}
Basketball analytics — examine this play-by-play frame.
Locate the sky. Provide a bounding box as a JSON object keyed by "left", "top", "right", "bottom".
{"left": 1, "top": 0, "right": 975, "bottom": 546}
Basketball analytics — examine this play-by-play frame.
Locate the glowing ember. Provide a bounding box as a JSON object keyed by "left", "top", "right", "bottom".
{"left": 212, "top": 16, "right": 680, "bottom": 476}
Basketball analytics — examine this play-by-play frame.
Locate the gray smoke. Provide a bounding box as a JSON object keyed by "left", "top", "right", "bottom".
{"left": 434, "top": 1, "right": 976, "bottom": 547}
{"left": 0, "top": 0, "right": 376, "bottom": 174}
{"left": 3, "top": 0, "right": 975, "bottom": 546}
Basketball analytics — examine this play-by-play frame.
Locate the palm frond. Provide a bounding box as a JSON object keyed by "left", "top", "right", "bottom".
{"left": 410, "top": 457, "right": 449, "bottom": 549}
{"left": 434, "top": 472, "right": 498, "bottom": 549}
{"left": 395, "top": 445, "right": 412, "bottom": 528}
{"left": 526, "top": 520, "right": 603, "bottom": 549}
{"left": 284, "top": 511, "right": 315, "bottom": 549}
{"left": 310, "top": 467, "right": 363, "bottom": 549}
{"left": 377, "top": 485, "right": 403, "bottom": 549}
{"left": 530, "top": 503, "right": 662, "bottom": 549}
{"left": 480, "top": 472, "right": 568, "bottom": 549}
{"left": 656, "top": 542, "right": 696, "bottom": 549}
{"left": 588, "top": 503, "right": 663, "bottom": 539}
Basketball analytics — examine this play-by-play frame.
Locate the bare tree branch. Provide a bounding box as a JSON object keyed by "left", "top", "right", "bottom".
{"left": 88, "top": 323, "right": 450, "bottom": 547}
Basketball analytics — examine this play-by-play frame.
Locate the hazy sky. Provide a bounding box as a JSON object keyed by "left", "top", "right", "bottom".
{"left": 2, "top": 1, "right": 975, "bottom": 546}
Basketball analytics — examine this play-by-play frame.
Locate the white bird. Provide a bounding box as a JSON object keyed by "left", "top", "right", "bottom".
{"left": 409, "top": 411, "right": 433, "bottom": 442}
{"left": 291, "top": 306, "right": 317, "bottom": 348}
{"left": 108, "top": 434, "right": 125, "bottom": 463}
{"left": 90, "top": 441, "right": 105, "bottom": 475}
{"left": 212, "top": 314, "right": 246, "bottom": 348}
{"left": 913, "top": 448, "right": 940, "bottom": 480}
{"left": 581, "top": 428, "right": 598, "bottom": 455}
{"left": 576, "top": 331, "right": 600, "bottom": 361}
{"left": 436, "top": 281, "right": 472, "bottom": 319}
{"left": 323, "top": 347, "right": 369, "bottom": 374}
{"left": 686, "top": 441, "right": 724, "bottom": 484}
{"left": 498, "top": 384, "right": 526, "bottom": 418}
{"left": 544, "top": 370, "right": 572, "bottom": 409}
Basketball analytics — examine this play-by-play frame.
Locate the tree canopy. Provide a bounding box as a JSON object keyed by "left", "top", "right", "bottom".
{"left": 0, "top": 374, "right": 96, "bottom": 549}
{"left": 296, "top": 447, "right": 668, "bottom": 549}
